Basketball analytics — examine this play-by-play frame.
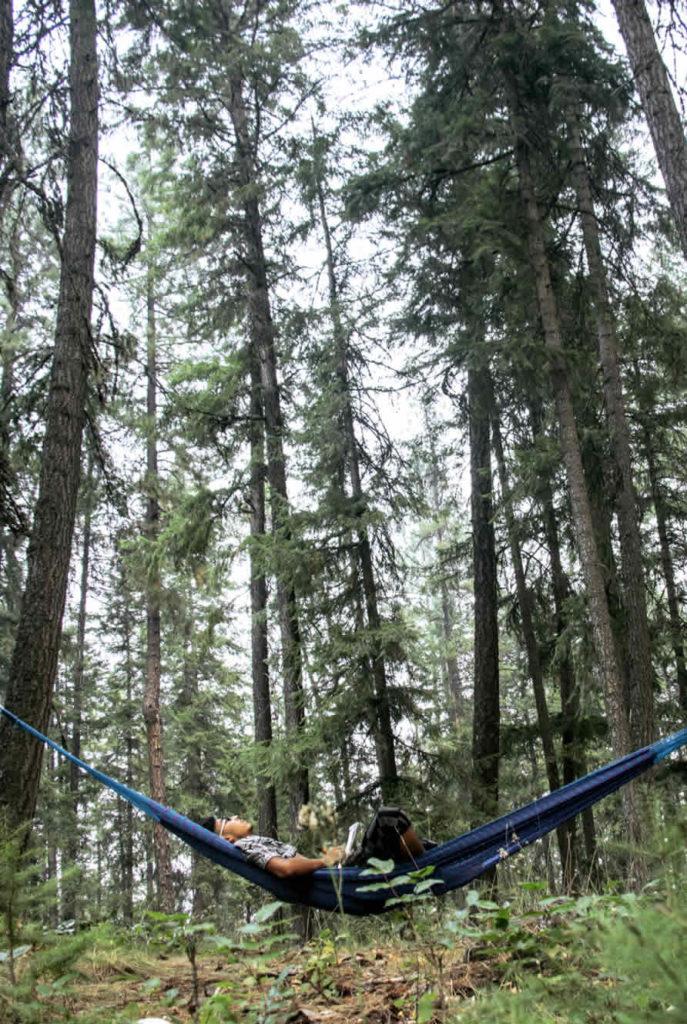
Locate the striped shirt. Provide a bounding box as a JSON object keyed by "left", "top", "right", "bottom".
{"left": 234, "top": 835, "right": 297, "bottom": 870}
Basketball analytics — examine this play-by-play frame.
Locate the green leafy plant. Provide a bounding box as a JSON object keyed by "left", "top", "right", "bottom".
{"left": 135, "top": 910, "right": 217, "bottom": 1014}
{"left": 358, "top": 858, "right": 442, "bottom": 908}
{"left": 200, "top": 901, "right": 298, "bottom": 1023}
{"left": 0, "top": 822, "right": 87, "bottom": 1022}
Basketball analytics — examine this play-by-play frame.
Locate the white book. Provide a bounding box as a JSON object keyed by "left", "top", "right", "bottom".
{"left": 345, "top": 821, "right": 362, "bottom": 857}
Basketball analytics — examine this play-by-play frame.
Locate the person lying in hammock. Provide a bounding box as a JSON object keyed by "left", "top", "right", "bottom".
{"left": 197, "top": 807, "right": 429, "bottom": 879}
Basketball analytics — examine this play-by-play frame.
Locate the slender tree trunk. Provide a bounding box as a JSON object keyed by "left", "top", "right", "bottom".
{"left": 0, "top": 0, "right": 22, "bottom": 597}
{"left": 585, "top": 431, "right": 633, "bottom": 698}
{"left": 510, "top": 127, "right": 637, "bottom": 789}
{"left": 177, "top": 614, "right": 209, "bottom": 917}
{"left": 228, "top": 75, "right": 308, "bottom": 825}
{"left": 0, "top": 0, "right": 14, "bottom": 201}
{"left": 441, "top": 586, "right": 462, "bottom": 724}
{"left": 527, "top": 396, "right": 598, "bottom": 876}
{"left": 142, "top": 241, "right": 173, "bottom": 912}
{"left": 145, "top": 829, "right": 155, "bottom": 906}
{"left": 0, "top": 217, "right": 23, "bottom": 626}
{"left": 425, "top": 421, "right": 462, "bottom": 724}
{"left": 249, "top": 350, "right": 278, "bottom": 838}
{"left": 567, "top": 113, "right": 654, "bottom": 746}
{"left": 0, "top": 0, "right": 98, "bottom": 831}
{"left": 491, "top": 393, "right": 573, "bottom": 886}
{"left": 0, "top": 0, "right": 19, "bottom": 579}
{"left": 313, "top": 146, "right": 399, "bottom": 798}
{"left": 523, "top": 705, "right": 557, "bottom": 893}
{"left": 121, "top": 563, "right": 135, "bottom": 925}
{"left": 354, "top": 516, "right": 398, "bottom": 799}
{"left": 611, "top": 0, "right": 687, "bottom": 258}
{"left": 62, "top": 456, "right": 94, "bottom": 922}
{"left": 642, "top": 421, "right": 687, "bottom": 715}
{"left": 468, "top": 363, "right": 500, "bottom": 826}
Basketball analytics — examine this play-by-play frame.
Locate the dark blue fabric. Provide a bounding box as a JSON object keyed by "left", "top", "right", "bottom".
{"left": 2, "top": 704, "right": 685, "bottom": 916}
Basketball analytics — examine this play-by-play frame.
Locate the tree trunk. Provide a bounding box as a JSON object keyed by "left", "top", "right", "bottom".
{"left": 0, "top": 0, "right": 98, "bottom": 831}
{"left": 46, "top": 752, "right": 59, "bottom": 927}
{"left": 498, "top": 0, "right": 645, "bottom": 857}
{"left": 121, "top": 556, "right": 135, "bottom": 925}
{"left": 586, "top": 431, "right": 633, "bottom": 698}
{"left": 509, "top": 121, "right": 642, "bottom": 847}
{"left": 425, "top": 420, "right": 462, "bottom": 724}
{"left": 249, "top": 349, "right": 278, "bottom": 838}
{"left": 523, "top": 705, "right": 557, "bottom": 893}
{"left": 176, "top": 613, "right": 210, "bottom": 917}
{"left": 228, "top": 74, "right": 308, "bottom": 826}
{"left": 468, "top": 363, "right": 500, "bottom": 826}
{"left": 0, "top": 0, "right": 14, "bottom": 201}
{"left": 491, "top": 392, "right": 573, "bottom": 886}
{"left": 611, "top": 0, "right": 687, "bottom": 258}
{"left": 567, "top": 113, "right": 654, "bottom": 747}
{"left": 642, "top": 420, "right": 687, "bottom": 715}
{"left": 0, "top": 215, "right": 23, "bottom": 629}
{"left": 62, "top": 456, "right": 94, "bottom": 922}
{"left": 142, "top": 240, "right": 174, "bottom": 913}
{"left": 313, "top": 140, "right": 399, "bottom": 798}
{"left": 528, "top": 398, "right": 597, "bottom": 877}
{"left": 441, "top": 586, "right": 462, "bottom": 724}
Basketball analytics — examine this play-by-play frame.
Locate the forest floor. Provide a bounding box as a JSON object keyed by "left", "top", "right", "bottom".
{"left": 5, "top": 881, "right": 686, "bottom": 1023}
{"left": 68, "top": 938, "right": 502, "bottom": 1023}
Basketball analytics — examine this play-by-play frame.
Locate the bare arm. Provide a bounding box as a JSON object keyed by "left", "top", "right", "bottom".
{"left": 399, "top": 826, "right": 425, "bottom": 860}
{"left": 266, "top": 854, "right": 327, "bottom": 878}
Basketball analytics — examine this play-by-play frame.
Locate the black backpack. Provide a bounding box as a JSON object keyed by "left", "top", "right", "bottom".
{"left": 346, "top": 806, "right": 412, "bottom": 866}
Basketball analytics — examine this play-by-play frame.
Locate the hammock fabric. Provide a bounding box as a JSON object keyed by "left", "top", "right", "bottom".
{"left": 1, "top": 705, "right": 686, "bottom": 916}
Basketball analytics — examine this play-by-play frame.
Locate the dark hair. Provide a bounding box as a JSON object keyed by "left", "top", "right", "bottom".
{"left": 195, "top": 816, "right": 216, "bottom": 833}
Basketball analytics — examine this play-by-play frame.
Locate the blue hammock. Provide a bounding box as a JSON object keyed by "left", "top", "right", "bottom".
{"left": 2, "top": 704, "right": 686, "bottom": 916}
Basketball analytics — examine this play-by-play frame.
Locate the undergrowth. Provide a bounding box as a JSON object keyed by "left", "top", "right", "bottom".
{"left": 1, "top": 828, "right": 686, "bottom": 1023}
{"left": 451, "top": 884, "right": 687, "bottom": 1023}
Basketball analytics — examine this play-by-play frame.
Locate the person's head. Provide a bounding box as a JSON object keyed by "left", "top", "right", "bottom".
{"left": 196, "top": 815, "right": 253, "bottom": 842}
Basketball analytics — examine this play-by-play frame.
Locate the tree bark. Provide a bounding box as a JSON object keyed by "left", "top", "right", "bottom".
{"left": 0, "top": 214, "right": 23, "bottom": 623}
{"left": 490, "top": 392, "right": 573, "bottom": 886}
{"left": 0, "top": 0, "right": 98, "bottom": 831}
{"left": 62, "top": 455, "right": 94, "bottom": 922}
{"left": 528, "top": 398, "right": 597, "bottom": 876}
{"left": 611, "top": 0, "right": 687, "bottom": 259}
{"left": 248, "top": 349, "right": 278, "bottom": 838}
{"left": 176, "top": 613, "right": 210, "bottom": 918}
{"left": 642, "top": 420, "right": 687, "bottom": 716}
{"left": 468, "top": 363, "right": 500, "bottom": 825}
{"left": 142, "top": 238, "right": 174, "bottom": 913}
{"left": 227, "top": 74, "right": 308, "bottom": 825}
{"left": 510, "top": 123, "right": 642, "bottom": 846}
{"left": 120, "top": 555, "right": 135, "bottom": 926}
{"left": 0, "top": 0, "right": 14, "bottom": 201}
{"left": 425, "top": 421, "right": 462, "bottom": 725}
{"left": 513, "top": 138, "right": 625, "bottom": 722}
{"left": 0, "top": 0, "right": 19, "bottom": 573}
{"left": 313, "top": 154, "right": 399, "bottom": 800}
{"left": 567, "top": 113, "right": 654, "bottom": 747}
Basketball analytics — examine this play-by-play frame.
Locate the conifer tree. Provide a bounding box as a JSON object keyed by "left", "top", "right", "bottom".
{"left": 491, "top": 387, "right": 573, "bottom": 885}
{"left": 248, "top": 346, "right": 278, "bottom": 837}
{"left": 611, "top": 0, "right": 687, "bottom": 258}
{"left": 227, "top": 65, "right": 309, "bottom": 822}
{"left": 565, "top": 110, "right": 654, "bottom": 746}
{"left": 142, "top": 223, "right": 174, "bottom": 911}
{"left": 468, "top": 360, "right": 500, "bottom": 825}
{"left": 308, "top": 125, "right": 399, "bottom": 800}
{"left": 124, "top": 0, "right": 313, "bottom": 826}
{"left": 0, "top": 0, "right": 99, "bottom": 831}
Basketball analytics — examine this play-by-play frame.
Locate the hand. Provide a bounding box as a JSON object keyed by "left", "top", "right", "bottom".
{"left": 321, "top": 845, "right": 344, "bottom": 866}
